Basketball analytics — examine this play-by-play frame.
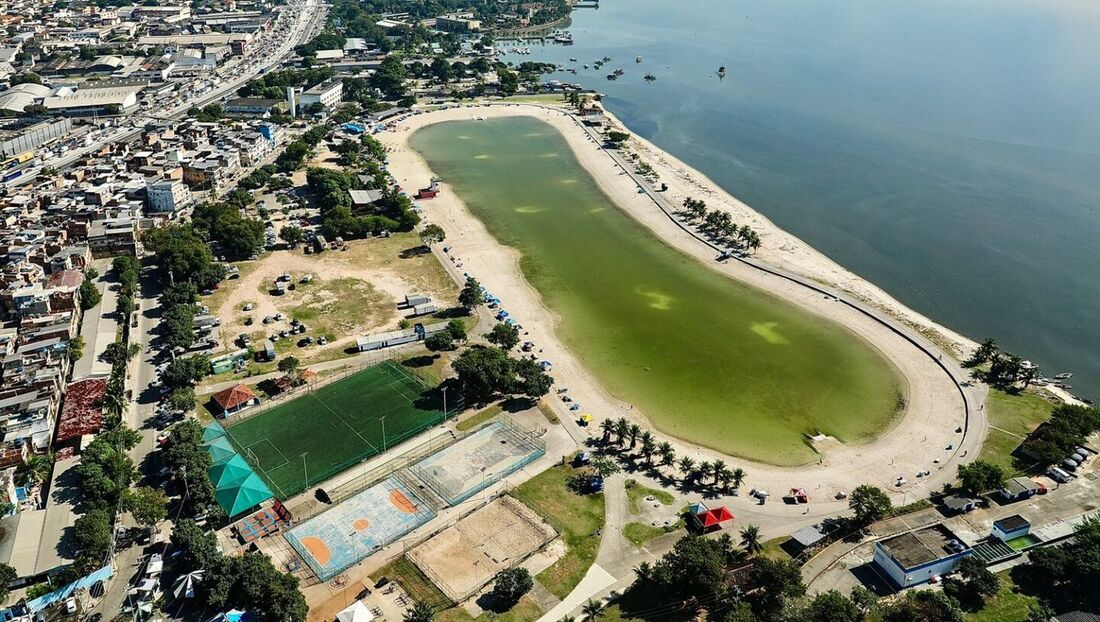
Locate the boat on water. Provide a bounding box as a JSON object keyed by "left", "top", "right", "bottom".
{"left": 613, "top": 68, "right": 624, "bottom": 76}
{"left": 1054, "top": 372, "right": 1073, "bottom": 379}
{"left": 569, "top": 57, "right": 578, "bottom": 62}
{"left": 718, "top": 65, "right": 727, "bottom": 78}
{"left": 583, "top": 63, "right": 589, "bottom": 69}
{"left": 635, "top": 55, "right": 643, "bottom": 63}
{"left": 644, "top": 73, "right": 656, "bottom": 81}
{"left": 606, "top": 73, "right": 618, "bottom": 81}
{"left": 602, "top": 56, "right": 613, "bottom": 62}
{"left": 554, "top": 33, "right": 574, "bottom": 44}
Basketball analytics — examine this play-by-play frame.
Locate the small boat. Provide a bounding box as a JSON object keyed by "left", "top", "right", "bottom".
{"left": 602, "top": 56, "right": 613, "bottom": 62}
{"left": 613, "top": 68, "right": 624, "bottom": 76}
{"left": 635, "top": 55, "right": 643, "bottom": 63}
{"left": 644, "top": 73, "right": 656, "bottom": 81}
{"left": 1054, "top": 372, "right": 1073, "bottom": 380}
{"left": 606, "top": 73, "right": 618, "bottom": 80}
{"left": 718, "top": 65, "right": 727, "bottom": 78}
{"left": 569, "top": 57, "right": 578, "bottom": 62}
{"left": 583, "top": 64, "right": 589, "bottom": 69}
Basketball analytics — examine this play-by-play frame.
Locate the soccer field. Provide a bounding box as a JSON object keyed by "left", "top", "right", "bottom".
{"left": 224, "top": 361, "right": 445, "bottom": 499}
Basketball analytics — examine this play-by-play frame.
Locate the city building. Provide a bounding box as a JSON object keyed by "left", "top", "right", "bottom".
{"left": 145, "top": 178, "right": 194, "bottom": 214}
{"left": 297, "top": 78, "right": 343, "bottom": 111}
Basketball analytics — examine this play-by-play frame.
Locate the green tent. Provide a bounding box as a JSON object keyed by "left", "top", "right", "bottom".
{"left": 215, "top": 472, "right": 274, "bottom": 517}
{"left": 205, "top": 436, "right": 238, "bottom": 466}
{"left": 209, "top": 454, "right": 252, "bottom": 489}
{"left": 201, "top": 422, "right": 227, "bottom": 444}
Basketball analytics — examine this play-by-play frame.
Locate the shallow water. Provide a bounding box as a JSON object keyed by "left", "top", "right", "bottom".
{"left": 412, "top": 117, "right": 903, "bottom": 465}
{"left": 518, "top": 0, "right": 1100, "bottom": 399}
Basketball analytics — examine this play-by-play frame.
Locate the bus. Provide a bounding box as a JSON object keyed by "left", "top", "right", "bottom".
{"left": 1, "top": 151, "right": 34, "bottom": 170}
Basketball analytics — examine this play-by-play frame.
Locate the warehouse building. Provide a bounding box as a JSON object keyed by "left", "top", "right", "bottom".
{"left": 873, "top": 524, "right": 972, "bottom": 588}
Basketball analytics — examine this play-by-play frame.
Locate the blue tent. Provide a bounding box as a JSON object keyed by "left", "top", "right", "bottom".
{"left": 202, "top": 422, "right": 227, "bottom": 444}
{"left": 215, "top": 472, "right": 274, "bottom": 517}
{"left": 209, "top": 455, "right": 252, "bottom": 489}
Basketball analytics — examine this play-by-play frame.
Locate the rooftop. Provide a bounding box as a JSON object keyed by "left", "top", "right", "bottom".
{"left": 994, "top": 514, "right": 1031, "bottom": 532}
{"left": 878, "top": 524, "right": 968, "bottom": 569}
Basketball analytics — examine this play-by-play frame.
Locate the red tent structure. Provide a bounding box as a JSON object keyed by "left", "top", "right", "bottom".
{"left": 692, "top": 506, "right": 734, "bottom": 532}
{"left": 790, "top": 488, "right": 809, "bottom": 504}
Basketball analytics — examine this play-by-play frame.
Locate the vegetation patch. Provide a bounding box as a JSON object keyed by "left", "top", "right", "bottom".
{"left": 511, "top": 463, "right": 604, "bottom": 600}
{"left": 456, "top": 404, "right": 502, "bottom": 432}
{"left": 624, "top": 480, "right": 674, "bottom": 515}
{"left": 372, "top": 555, "right": 454, "bottom": 612}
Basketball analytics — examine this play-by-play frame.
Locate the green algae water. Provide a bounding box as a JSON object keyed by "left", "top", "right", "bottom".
{"left": 411, "top": 117, "right": 903, "bottom": 465}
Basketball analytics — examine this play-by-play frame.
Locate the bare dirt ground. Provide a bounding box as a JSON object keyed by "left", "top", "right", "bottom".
{"left": 407, "top": 496, "right": 557, "bottom": 602}
{"left": 210, "top": 233, "right": 459, "bottom": 364}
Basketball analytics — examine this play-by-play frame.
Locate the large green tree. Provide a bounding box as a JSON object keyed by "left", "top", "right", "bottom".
{"left": 849, "top": 484, "right": 892, "bottom": 525}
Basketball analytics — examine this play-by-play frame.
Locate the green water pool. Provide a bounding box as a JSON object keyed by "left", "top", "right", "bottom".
{"left": 410, "top": 117, "right": 905, "bottom": 465}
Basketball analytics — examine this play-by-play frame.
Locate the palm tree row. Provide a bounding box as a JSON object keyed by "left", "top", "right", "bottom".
{"left": 680, "top": 198, "right": 761, "bottom": 252}
{"left": 599, "top": 418, "right": 747, "bottom": 494}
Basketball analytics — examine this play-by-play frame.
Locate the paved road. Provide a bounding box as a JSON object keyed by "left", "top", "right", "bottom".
{"left": 8, "top": 0, "right": 326, "bottom": 190}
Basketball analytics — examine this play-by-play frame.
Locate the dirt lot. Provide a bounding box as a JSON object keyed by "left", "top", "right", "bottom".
{"left": 206, "top": 232, "right": 460, "bottom": 365}
{"left": 407, "top": 496, "right": 557, "bottom": 602}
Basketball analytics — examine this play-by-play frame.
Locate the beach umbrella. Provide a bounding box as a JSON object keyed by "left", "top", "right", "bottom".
{"left": 172, "top": 570, "right": 204, "bottom": 600}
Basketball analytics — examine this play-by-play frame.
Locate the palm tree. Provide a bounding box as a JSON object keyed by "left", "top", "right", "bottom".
{"left": 639, "top": 431, "right": 656, "bottom": 464}
{"left": 15, "top": 453, "right": 53, "bottom": 487}
{"left": 599, "top": 418, "right": 615, "bottom": 444}
{"left": 657, "top": 441, "right": 675, "bottom": 469}
{"left": 678, "top": 456, "right": 695, "bottom": 481}
{"left": 731, "top": 467, "right": 746, "bottom": 490}
{"left": 582, "top": 598, "right": 605, "bottom": 620}
{"left": 614, "top": 418, "right": 629, "bottom": 445}
{"left": 748, "top": 231, "right": 761, "bottom": 253}
{"left": 717, "top": 466, "right": 733, "bottom": 493}
{"left": 102, "top": 382, "right": 127, "bottom": 420}
{"left": 712, "top": 459, "right": 727, "bottom": 486}
{"left": 740, "top": 524, "right": 763, "bottom": 556}
{"left": 698, "top": 461, "right": 713, "bottom": 485}
{"left": 634, "top": 561, "right": 653, "bottom": 583}
{"left": 627, "top": 423, "right": 641, "bottom": 449}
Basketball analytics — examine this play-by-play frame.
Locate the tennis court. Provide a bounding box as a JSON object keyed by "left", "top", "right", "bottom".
{"left": 285, "top": 476, "right": 436, "bottom": 581}
{"left": 224, "top": 361, "right": 445, "bottom": 499}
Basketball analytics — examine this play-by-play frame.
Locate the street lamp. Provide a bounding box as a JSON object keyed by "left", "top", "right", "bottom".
{"left": 380, "top": 416, "right": 387, "bottom": 452}
{"left": 301, "top": 452, "right": 309, "bottom": 488}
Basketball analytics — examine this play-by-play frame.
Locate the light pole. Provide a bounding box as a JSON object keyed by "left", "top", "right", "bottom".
{"left": 301, "top": 452, "right": 309, "bottom": 489}
{"left": 380, "top": 416, "right": 387, "bottom": 452}
{"left": 441, "top": 386, "right": 448, "bottom": 421}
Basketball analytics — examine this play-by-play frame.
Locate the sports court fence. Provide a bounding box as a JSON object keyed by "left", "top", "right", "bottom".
{"left": 225, "top": 360, "right": 456, "bottom": 500}
{"left": 219, "top": 347, "right": 450, "bottom": 429}
{"left": 407, "top": 415, "right": 546, "bottom": 507}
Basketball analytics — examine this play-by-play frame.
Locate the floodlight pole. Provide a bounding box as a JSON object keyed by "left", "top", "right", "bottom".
{"left": 301, "top": 452, "right": 309, "bottom": 488}
{"left": 441, "top": 386, "right": 448, "bottom": 421}
{"left": 380, "top": 415, "right": 387, "bottom": 452}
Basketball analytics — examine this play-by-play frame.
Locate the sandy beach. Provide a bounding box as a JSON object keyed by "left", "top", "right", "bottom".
{"left": 378, "top": 103, "right": 985, "bottom": 504}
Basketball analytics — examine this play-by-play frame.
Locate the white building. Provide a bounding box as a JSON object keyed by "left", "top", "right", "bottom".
{"left": 873, "top": 524, "right": 972, "bottom": 588}
{"left": 43, "top": 85, "right": 143, "bottom": 116}
{"left": 145, "top": 178, "right": 193, "bottom": 214}
{"left": 298, "top": 79, "right": 343, "bottom": 111}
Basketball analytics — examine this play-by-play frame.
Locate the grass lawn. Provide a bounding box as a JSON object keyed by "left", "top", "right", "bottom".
{"left": 965, "top": 573, "right": 1038, "bottom": 622}
{"left": 371, "top": 555, "right": 454, "bottom": 612}
{"left": 435, "top": 596, "right": 544, "bottom": 622}
{"left": 624, "top": 480, "right": 674, "bottom": 515}
{"left": 223, "top": 360, "right": 445, "bottom": 498}
{"left": 456, "top": 405, "right": 503, "bottom": 432}
{"left": 511, "top": 463, "right": 605, "bottom": 600}
{"left": 760, "top": 536, "right": 794, "bottom": 561}
{"left": 287, "top": 276, "right": 391, "bottom": 342}
{"left": 622, "top": 520, "right": 682, "bottom": 547}
{"left": 980, "top": 389, "right": 1055, "bottom": 473}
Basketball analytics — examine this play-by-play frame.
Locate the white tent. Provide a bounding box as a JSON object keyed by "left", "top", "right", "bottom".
{"left": 173, "top": 570, "right": 204, "bottom": 600}
{"left": 336, "top": 601, "right": 374, "bottom": 622}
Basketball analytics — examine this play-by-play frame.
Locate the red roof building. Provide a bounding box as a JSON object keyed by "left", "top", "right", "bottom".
{"left": 46, "top": 270, "right": 85, "bottom": 289}
{"left": 211, "top": 384, "right": 259, "bottom": 416}
{"left": 57, "top": 378, "right": 109, "bottom": 444}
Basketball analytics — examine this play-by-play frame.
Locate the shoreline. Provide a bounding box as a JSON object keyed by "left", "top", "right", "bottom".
{"left": 379, "top": 103, "right": 983, "bottom": 503}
